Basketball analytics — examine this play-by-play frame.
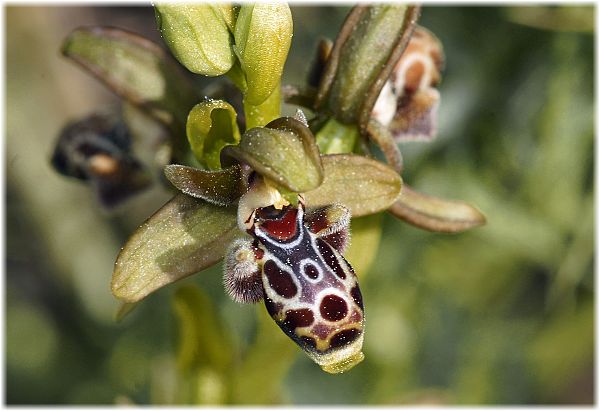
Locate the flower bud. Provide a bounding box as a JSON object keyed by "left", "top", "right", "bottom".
{"left": 316, "top": 5, "right": 420, "bottom": 129}
{"left": 155, "top": 4, "right": 236, "bottom": 76}
{"left": 234, "top": 4, "right": 293, "bottom": 105}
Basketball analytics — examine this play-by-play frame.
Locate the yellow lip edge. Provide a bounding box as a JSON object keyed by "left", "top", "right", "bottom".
{"left": 310, "top": 334, "right": 365, "bottom": 374}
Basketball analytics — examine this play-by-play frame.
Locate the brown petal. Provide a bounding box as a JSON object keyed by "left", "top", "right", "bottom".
{"left": 164, "top": 164, "right": 244, "bottom": 206}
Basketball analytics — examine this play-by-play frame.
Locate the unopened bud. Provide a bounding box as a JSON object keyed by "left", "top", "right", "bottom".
{"left": 155, "top": 4, "right": 236, "bottom": 76}
{"left": 234, "top": 4, "right": 293, "bottom": 105}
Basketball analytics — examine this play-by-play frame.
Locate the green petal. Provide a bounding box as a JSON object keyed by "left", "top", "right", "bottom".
{"left": 155, "top": 4, "right": 235, "bottom": 76}
{"left": 112, "top": 194, "right": 243, "bottom": 303}
{"left": 164, "top": 164, "right": 243, "bottom": 206}
{"left": 304, "top": 154, "right": 402, "bottom": 217}
{"left": 221, "top": 117, "right": 323, "bottom": 192}
{"left": 186, "top": 100, "right": 241, "bottom": 169}
{"left": 388, "top": 185, "right": 486, "bottom": 233}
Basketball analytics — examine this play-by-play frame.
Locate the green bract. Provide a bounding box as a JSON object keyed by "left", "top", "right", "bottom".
{"left": 186, "top": 99, "right": 241, "bottom": 170}
{"left": 155, "top": 4, "right": 236, "bottom": 76}
{"left": 234, "top": 4, "right": 293, "bottom": 105}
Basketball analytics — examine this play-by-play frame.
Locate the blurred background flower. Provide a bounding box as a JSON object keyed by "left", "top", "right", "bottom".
{"left": 6, "top": 5, "right": 593, "bottom": 405}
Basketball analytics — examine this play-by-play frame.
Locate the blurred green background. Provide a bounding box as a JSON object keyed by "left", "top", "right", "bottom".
{"left": 6, "top": 5, "right": 594, "bottom": 405}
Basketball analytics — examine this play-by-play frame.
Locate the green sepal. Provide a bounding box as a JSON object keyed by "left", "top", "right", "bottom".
{"left": 186, "top": 100, "right": 241, "bottom": 169}
{"left": 221, "top": 117, "right": 323, "bottom": 193}
{"left": 164, "top": 164, "right": 244, "bottom": 206}
{"left": 304, "top": 154, "right": 402, "bottom": 217}
{"left": 115, "top": 302, "right": 139, "bottom": 323}
{"left": 216, "top": 3, "right": 238, "bottom": 33}
{"left": 388, "top": 185, "right": 486, "bottom": 233}
{"left": 112, "top": 194, "right": 243, "bottom": 303}
{"left": 155, "top": 4, "right": 236, "bottom": 76}
{"left": 234, "top": 4, "right": 293, "bottom": 105}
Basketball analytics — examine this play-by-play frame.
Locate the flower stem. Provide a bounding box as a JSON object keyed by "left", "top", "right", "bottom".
{"left": 314, "top": 116, "right": 359, "bottom": 154}
{"left": 243, "top": 83, "right": 281, "bottom": 130}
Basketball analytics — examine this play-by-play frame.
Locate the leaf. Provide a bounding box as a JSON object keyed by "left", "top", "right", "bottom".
{"left": 61, "top": 27, "right": 196, "bottom": 123}
{"left": 112, "top": 194, "right": 244, "bottom": 303}
{"left": 186, "top": 100, "right": 241, "bottom": 169}
{"left": 304, "top": 154, "right": 402, "bottom": 217}
{"left": 155, "top": 4, "right": 236, "bottom": 76}
{"left": 61, "top": 27, "right": 197, "bottom": 155}
{"left": 164, "top": 164, "right": 244, "bottom": 206}
{"left": 230, "top": 307, "right": 297, "bottom": 404}
{"left": 172, "top": 285, "right": 232, "bottom": 374}
{"left": 388, "top": 185, "right": 486, "bottom": 233}
{"left": 221, "top": 117, "right": 323, "bottom": 192}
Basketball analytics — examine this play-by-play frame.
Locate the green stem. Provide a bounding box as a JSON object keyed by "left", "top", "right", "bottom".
{"left": 225, "top": 60, "right": 247, "bottom": 92}
{"left": 314, "top": 116, "right": 359, "bottom": 154}
{"left": 243, "top": 83, "right": 281, "bottom": 129}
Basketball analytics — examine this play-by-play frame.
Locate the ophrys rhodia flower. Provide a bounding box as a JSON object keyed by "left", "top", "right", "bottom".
{"left": 112, "top": 114, "right": 402, "bottom": 373}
